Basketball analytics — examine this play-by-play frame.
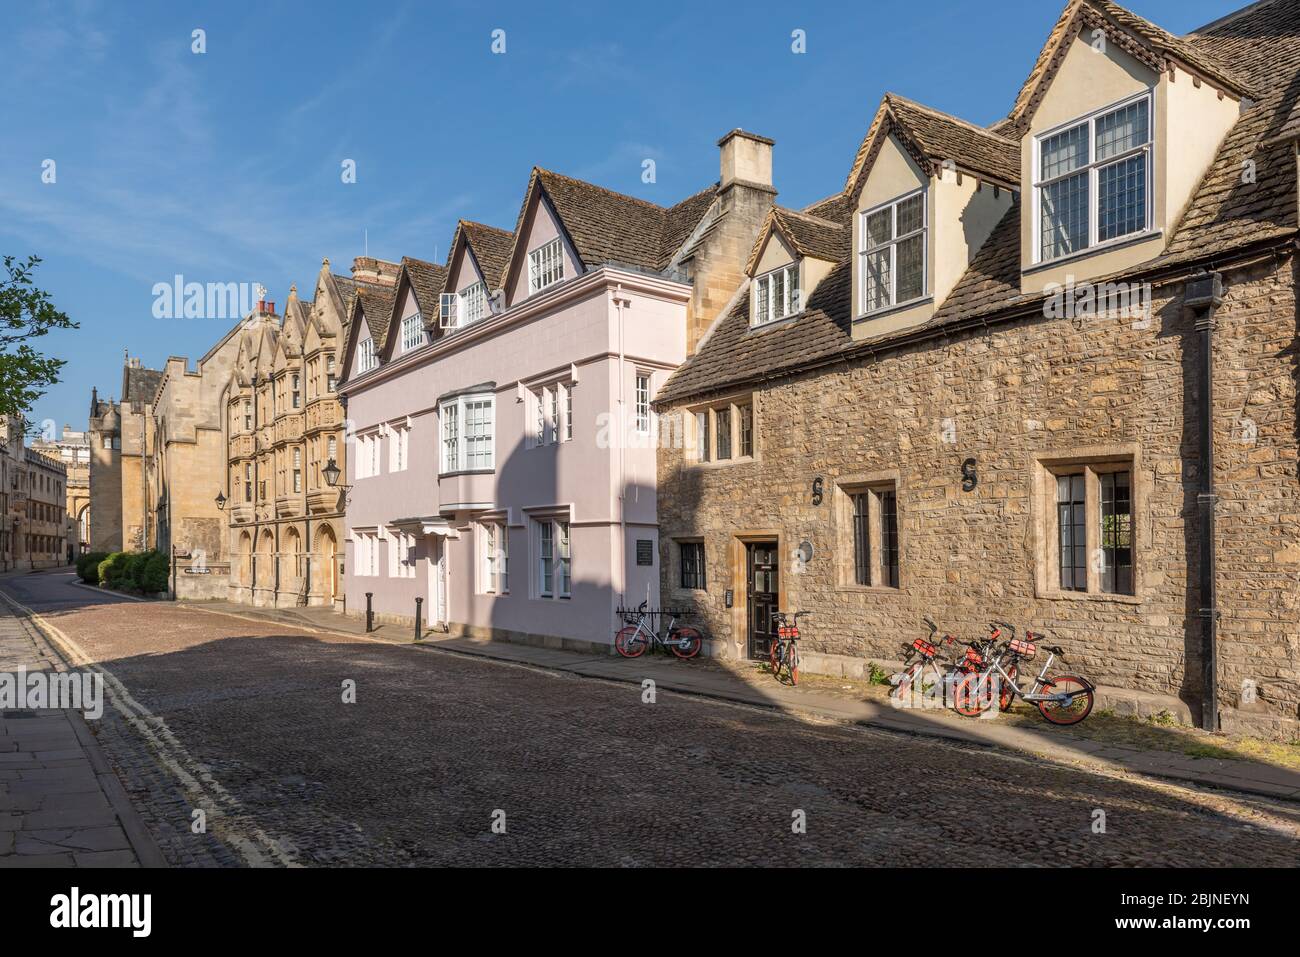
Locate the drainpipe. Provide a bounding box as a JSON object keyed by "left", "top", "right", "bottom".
{"left": 614, "top": 284, "right": 629, "bottom": 608}
{"left": 1185, "top": 270, "right": 1223, "bottom": 732}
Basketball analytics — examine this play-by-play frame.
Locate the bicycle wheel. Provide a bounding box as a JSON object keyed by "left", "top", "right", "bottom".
{"left": 670, "top": 626, "right": 702, "bottom": 659}
{"left": 769, "top": 640, "right": 781, "bottom": 677}
{"left": 953, "top": 672, "right": 994, "bottom": 717}
{"left": 998, "top": 665, "right": 1018, "bottom": 712}
{"left": 789, "top": 643, "right": 800, "bottom": 685}
{"left": 615, "top": 625, "right": 648, "bottom": 658}
{"left": 894, "top": 663, "right": 920, "bottom": 701}
{"left": 1037, "top": 674, "right": 1094, "bottom": 725}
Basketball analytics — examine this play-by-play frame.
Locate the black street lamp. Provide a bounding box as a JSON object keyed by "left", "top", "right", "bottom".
{"left": 215, "top": 491, "right": 227, "bottom": 511}
{"left": 322, "top": 458, "right": 351, "bottom": 505}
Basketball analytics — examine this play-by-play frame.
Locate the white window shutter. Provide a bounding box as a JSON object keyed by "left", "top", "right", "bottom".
{"left": 439, "top": 293, "right": 458, "bottom": 329}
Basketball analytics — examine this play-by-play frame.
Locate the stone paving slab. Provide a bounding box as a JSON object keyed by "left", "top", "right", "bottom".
{"left": 0, "top": 602, "right": 164, "bottom": 868}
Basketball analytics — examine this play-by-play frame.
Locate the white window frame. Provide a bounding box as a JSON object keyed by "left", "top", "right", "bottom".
{"left": 858, "top": 187, "right": 928, "bottom": 316}
{"left": 562, "top": 382, "right": 573, "bottom": 442}
{"left": 482, "top": 521, "right": 509, "bottom": 594}
{"left": 459, "top": 281, "right": 488, "bottom": 326}
{"left": 292, "top": 447, "right": 301, "bottom": 493}
{"left": 388, "top": 424, "right": 409, "bottom": 473}
{"left": 401, "top": 312, "right": 425, "bottom": 352}
{"left": 534, "top": 517, "right": 571, "bottom": 599}
{"left": 440, "top": 393, "right": 495, "bottom": 473}
{"left": 752, "top": 263, "right": 800, "bottom": 326}
{"left": 634, "top": 372, "right": 652, "bottom": 433}
{"left": 528, "top": 238, "right": 564, "bottom": 294}
{"left": 1033, "top": 92, "right": 1153, "bottom": 265}
{"left": 358, "top": 336, "right": 378, "bottom": 373}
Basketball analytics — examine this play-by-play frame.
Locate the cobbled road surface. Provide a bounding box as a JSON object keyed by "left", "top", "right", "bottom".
{"left": 3, "top": 571, "right": 1296, "bottom": 867}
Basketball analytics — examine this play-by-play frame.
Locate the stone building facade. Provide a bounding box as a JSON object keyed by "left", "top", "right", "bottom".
{"left": 655, "top": 0, "right": 1300, "bottom": 739}
{"left": 0, "top": 415, "right": 71, "bottom": 570}
{"left": 87, "top": 357, "right": 162, "bottom": 553}
{"left": 224, "top": 262, "right": 357, "bottom": 608}
{"left": 31, "top": 426, "right": 90, "bottom": 554}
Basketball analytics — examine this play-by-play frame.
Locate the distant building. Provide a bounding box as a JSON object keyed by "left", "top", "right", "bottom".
{"left": 87, "top": 356, "right": 162, "bottom": 553}
{"left": 32, "top": 425, "right": 90, "bottom": 554}
{"left": 0, "top": 414, "right": 70, "bottom": 570}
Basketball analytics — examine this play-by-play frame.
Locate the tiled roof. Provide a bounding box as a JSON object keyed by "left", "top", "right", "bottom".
{"left": 460, "top": 222, "right": 513, "bottom": 291}
{"left": 656, "top": 262, "right": 853, "bottom": 405}
{"left": 659, "top": 0, "right": 1300, "bottom": 407}
{"left": 1003, "top": 0, "right": 1255, "bottom": 135}
{"left": 845, "top": 94, "right": 1021, "bottom": 197}
{"left": 400, "top": 256, "right": 447, "bottom": 315}
{"left": 802, "top": 191, "right": 855, "bottom": 226}
{"left": 746, "top": 206, "right": 850, "bottom": 276}
{"left": 354, "top": 283, "right": 397, "bottom": 353}
{"left": 513, "top": 168, "right": 719, "bottom": 281}
{"left": 1187, "top": 0, "right": 1300, "bottom": 90}
{"left": 122, "top": 366, "right": 163, "bottom": 406}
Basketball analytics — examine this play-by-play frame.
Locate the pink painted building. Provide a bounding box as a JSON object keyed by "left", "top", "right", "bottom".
{"left": 337, "top": 135, "right": 775, "bottom": 648}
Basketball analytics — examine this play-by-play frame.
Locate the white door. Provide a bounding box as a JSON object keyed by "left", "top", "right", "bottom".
{"left": 428, "top": 538, "right": 447, "bottom": 628}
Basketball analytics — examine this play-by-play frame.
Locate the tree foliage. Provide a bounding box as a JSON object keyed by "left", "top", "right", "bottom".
{"left": 0, "top": 255, "right": 77, "bottom": 417}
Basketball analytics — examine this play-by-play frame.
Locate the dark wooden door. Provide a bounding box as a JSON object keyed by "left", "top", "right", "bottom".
{"left": 746, "top": 542, "right": 779, "bottom": 660}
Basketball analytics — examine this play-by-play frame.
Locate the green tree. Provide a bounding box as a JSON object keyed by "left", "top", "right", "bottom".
{"left": 0, "top": 255, "right": 77, "bottom": 417}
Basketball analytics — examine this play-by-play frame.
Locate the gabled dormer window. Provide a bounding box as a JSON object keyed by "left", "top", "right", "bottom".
{"left": 401, "top": 313, "right": 425, "bottom": 352}
{"left": 860, "top": 189, "right": 926, "bottom": 314}
{"left": 528, "top": 239, "right": 564, "bottom": 294}
{"left": 460, "top": 281, "right": 488, "bottom": 326}
{"left": 753, "top": 264, "right": 800, "bottom": 326}
{"left": 1035, "top": 94, "right": 1151, "bottom": 263}
{"left": 358, "top": 336, "right": 377, "bottom": 373}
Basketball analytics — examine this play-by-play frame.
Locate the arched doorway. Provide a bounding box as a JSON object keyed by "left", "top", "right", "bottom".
{"left": 314, "top": 524, "right": 338, "bottom": 604}
{"left": 256, "top": 529, "right": 275, "bottom": 592}
{"left": 76, "top": 505, "right": 90, "bottom": 554}
{"left": 237, "top": 531, "right": 253, "bottom": 587}
{"left": 285, "top": 526, "right": 302, "bottom": 590}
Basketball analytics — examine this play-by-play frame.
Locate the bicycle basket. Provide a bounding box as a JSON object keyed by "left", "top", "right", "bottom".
{"left": 911, "top": 637, "right": 938, "bottom": 659}
{"left": 1009, "top": 638, "right": 1036, "bottom": 658}
{"left": 778, "top": 625, "right": 800, "bottom": 639}
{"left": 963, "top": 647, "right": 985, "bottom": 666}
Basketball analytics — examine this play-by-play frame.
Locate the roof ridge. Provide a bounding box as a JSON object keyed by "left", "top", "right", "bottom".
{"left": 1187, "top": 0, "right": 1279, "bottom": 34}
{"left": 535, "top": 166, "right": 672, "bottom": 214}
{"left": 460, "top": 219, "right": 513, "bottom": 237}
{"left": 774, "top": 206, "right": 845, "bottom": 229}
{"left": 885, "top": 92, "right": 1018, "bottom": 143}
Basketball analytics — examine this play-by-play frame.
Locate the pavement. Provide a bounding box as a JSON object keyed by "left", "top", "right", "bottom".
{"left": 185, "top": 597, "right": 1300, "bottom": 803}
{"left": 1, "top": 569, "right": 1296, "bottom": 867}
{"left": 0, "top": 570, "right": 165, "bottom": 868}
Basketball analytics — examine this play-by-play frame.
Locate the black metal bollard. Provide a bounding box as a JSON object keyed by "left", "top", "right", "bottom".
{"left": 365, "top": 592, "right": 374, "bottom": 633}
{"left": 414, "top": 597, "right": 423, "bottom": 641}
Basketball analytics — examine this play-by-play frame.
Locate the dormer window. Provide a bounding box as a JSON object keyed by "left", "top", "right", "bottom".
{"left": 1035, "top": 94, "right": 1151, "bottom": 263}
{"left": 753, "top": 264, "right": 799, "bottom": 326}
{"left": 860, "top": 189, "right": 926, "bottom": 314}
{"left": 358, "top": 336, "right": 377, "bottom": 373}
{"left": 401, "top": 313, "right": 424, "bottom": 352}
{"left": 460, "top": 281, "right": 488, "bottom": 326}
{"left": 528, "top": 239, "right": 564, "bottom": 294}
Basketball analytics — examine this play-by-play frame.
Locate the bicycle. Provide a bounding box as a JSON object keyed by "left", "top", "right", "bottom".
{"left": 892, "top": 618, "right": 957, "bottom": 702}
{"left": 953, "top": 630, "right": 1095, "bottom": 725}
{"left": 768, "top": 611, "right": 810, "bottom": 685}
{"left": 614, "top": 601, "right": 703, "bottom": 659}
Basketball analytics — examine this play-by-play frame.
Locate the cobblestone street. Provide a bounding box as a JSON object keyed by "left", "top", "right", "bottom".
{"left": 3, "top": 572, "right": 1297, "bottom": 867}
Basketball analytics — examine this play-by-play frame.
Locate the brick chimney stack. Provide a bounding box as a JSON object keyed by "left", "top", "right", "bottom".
{"left": 351, "top": 256, "right": 401, "bottom": 287}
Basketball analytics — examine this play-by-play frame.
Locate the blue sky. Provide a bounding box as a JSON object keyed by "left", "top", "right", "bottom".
{"left": 0, "top": 0, "right": 1236, "bottom": 434}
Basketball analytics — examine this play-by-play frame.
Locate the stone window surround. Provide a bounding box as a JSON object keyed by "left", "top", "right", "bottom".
{"left": 1031, "top": 443, "right": 1143, "bottom": 604}
{"left": 686, "top": 392, "right": 758, "bottom": 468}
{"left": 671, "top": 536, "right": 707, "bottom": 594}
{"left": 832, "top": 470, "right": 903, "bottom": 594}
